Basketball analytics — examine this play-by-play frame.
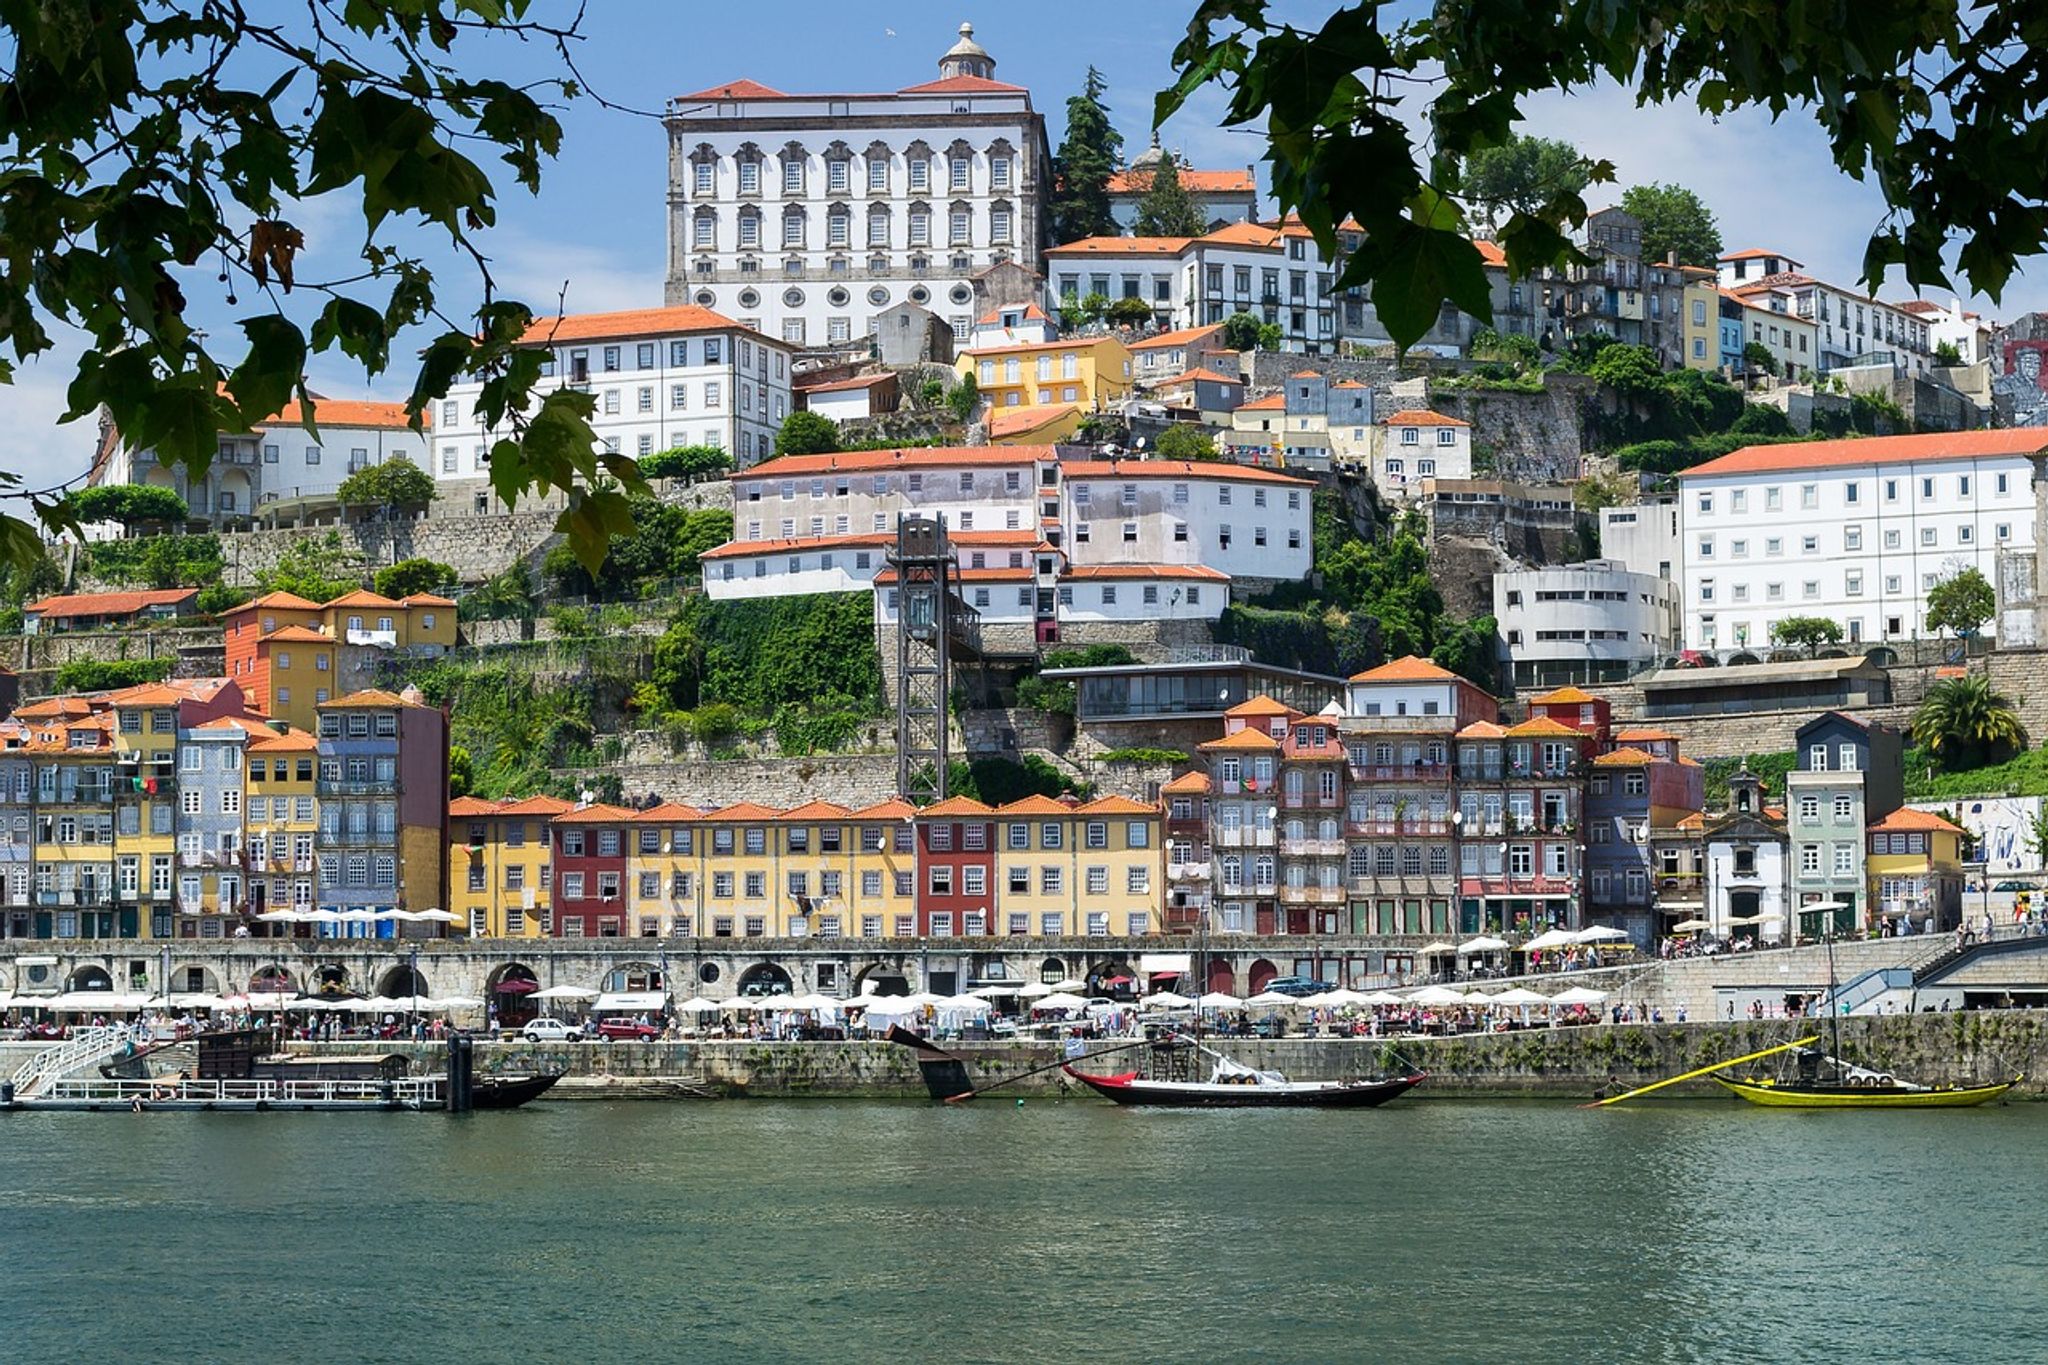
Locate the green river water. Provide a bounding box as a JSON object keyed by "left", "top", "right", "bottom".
{"left": 0, "top": 1098, "right": 2040, "bottom": 1363}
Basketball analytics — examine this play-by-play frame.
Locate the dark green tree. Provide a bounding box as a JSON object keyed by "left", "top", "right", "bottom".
{"left": 772, "top": 410, "right": 842, "bottom": 458}
{"left": 1914, "top": 675, "right": 2024, "bottom": 769}
{"left": 1051, "top": 67, "right": 1122, "bottom": 243}
{"left": 948, "top": 372, "right": 980, "bottom": 424}
{"left": 1154, "top": 425, "right": 1219, "bottom": 461}
{"left": 1925, "top": 568, "right": 1996, "bottom": 638}
{"left": 255, "top": 532, "right": 361, "bottom": 602}
{"left": 1461, "top": 135, "right": 1591, "bottom": 227}
{"left": 373, "top": 558, "right": 457, "bottom": 600}
{"left": 1620, "top": 183, "right": 1724, "bottom": 266}
{"left": 67, "top": 485, "right": 191, "bottom": 527}
{"left": 1133, "top": 154, "right": 1207, "bottom": 237}
{"left": 1106, "top": 296, "right": 1157, "bottom": 326}
{"left": 638, "top": 445, "right": 732, "bottom": 482}
{"left": 1220, "top": 312, "right": 1264, "bottom": 352}
{"left": 1769, "top": 616, "right": 1844, "bottom": 651}
{"left": 1161, "top": 4, "right": 2044, "bottom": 352}
{"left": 335, "top": 456, "right": 437, "bottom": 513}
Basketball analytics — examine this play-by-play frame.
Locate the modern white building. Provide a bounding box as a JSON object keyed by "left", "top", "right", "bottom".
{"left": 432, "top": 305, "right": 793, "bottom": 473}
{"left": 1494, "top": 559, "right": 1679, "bottom": 688}
{"left": 1044, "top": 219, "right": 1340, "bottom": 352}
{"left": 87, "top": 397, "right": 430, "bottom": 525}
{"left": 702, "top": 445, "right": 1313, "bottom": 621}
{"left": 1599, "top": 498, "right": 1679, "bottom": 581}
{"left": 1719, "top": 249, "right": 1937, "bottom": 376}
{"left": 1674, "top": 429, "right": 2047, "bottom": 650}
{"left": 662, "top": 24, "right": 1051, "bottom": 350}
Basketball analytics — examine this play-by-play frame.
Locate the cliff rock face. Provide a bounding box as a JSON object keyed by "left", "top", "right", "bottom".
{"left": 1428, "top": 370, "right": 1593, "bottom": 485}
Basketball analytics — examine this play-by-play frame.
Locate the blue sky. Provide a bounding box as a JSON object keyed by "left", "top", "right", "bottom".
{"left": 12, "top": 0, "right": 2038, "bottom": 493}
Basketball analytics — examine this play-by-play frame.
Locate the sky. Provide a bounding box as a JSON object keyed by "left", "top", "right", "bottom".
{"left": 10, "top": 0, "right": 2040, "bottom": 496}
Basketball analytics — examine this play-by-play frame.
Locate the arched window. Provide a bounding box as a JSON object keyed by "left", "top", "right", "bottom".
{"left": 688, "top": 143, "right": 719, "bottom": 197}
{"left": 989, "top": 197, "right": 1014, "bottom": 245}
{"left": 823, "top": 140, "right": 853, "bottom": 195}
{"left": 947, "top": 199, "right": 973, "bottom": 246}
{"left": 691, "top": 206, "right": 718, "bottom": 249}
{"left": 736, "top": 206, "right": 761, "bottom": 250}
{"left": 907, "top": 199, "right": 932, "bottom": 248}
{"left": 734, "top": 142, "right": 763, "bottom": 196}
{"left": 986, "top": 138, "right": 1016, "bottom": 192}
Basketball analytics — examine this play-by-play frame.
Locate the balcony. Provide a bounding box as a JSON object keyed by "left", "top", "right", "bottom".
{"left": 1279, "top": 885, "right": 1345, "bottom": 906}
{"left": 1345, "top": 819, "right": 1454, "bottom": 838}
{"left": 318, "top": 829, "right": 398, "bottom": 849}
{"left": 1341, "top": 714, "right": 1457, "bottom": 733}
{"left": 1461, "top": 875, "right": 1574, "bottom": 897}
{"left": 1279, "top": 838, "right": 1345, "bottom": 857}
{"left": 1348, "top": 873, "right": 1455, "bottom": 895}
{"left": 1166, "top": 862, "right": 1211, "bottom": 881}
{"left": 346, "top": 628, "right": 400, "bottom": 647}
{"left": 1280, "top": 792, "right": 1344, "bottom": 811}
{"left": 1655, "top": 872, "right": 1703, "bottom": 895}
{"left": 316, "top": 779, "right": 397, "bottom": 798}
{"left": 50, "top": 784, "right": 113, "bottom": 805}
{"left": 1347, "top": 762, "right": 1456, "bottom": 782}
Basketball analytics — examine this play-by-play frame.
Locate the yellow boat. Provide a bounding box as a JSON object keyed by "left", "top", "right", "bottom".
{"left": 1713, "top": 1073, "right": 2018, "bottom": 1108}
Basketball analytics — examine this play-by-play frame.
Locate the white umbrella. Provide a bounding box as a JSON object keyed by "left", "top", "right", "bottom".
{"left": 968, "top": 983, "right": 1023, "bottom": 998}
{"left": 1315, "top": 988, "right": 1374, "bottom": 1008}
{"left": 1031, "top": 992, "right": 1090, "bottom": 1011}
{"left": 1551, "top": 985, "right": 1609, "bottom": 1004}
{"left": 1362, "top": 990, "right": 1408, "bottom": 1006}
{"left": 413, "top": 908, "right": 458, "bottom": 923}
{"left": 1458, "top": 935, "right": 1511, "bottom": 954}
{"left": 1418, "top": 941, "right": 1458, "bottom": 955}
{"left": 1015, "top": 982, "right": 1057, "bottom": 999}
{"left": 284, "top": 996, "right": 331, "bottom": 1011}
{"left": 1489, "top": 987, "right": 1554, "bottom": 1007}
{"left": 303, "top": 909, "right": 344, "bottom": 924}
{"left": 1522, "top": 928, "right": 1576, "bottom": 951}
{"left": 1142, "top": 990, "right": 1194, "bottom": 1008}
{"left": 1408, "top": 985, "right": 1468, "bottom": 1007}
{"left": 1669, "top": 918, "right": 1711, "bottom": 933}
{"left": 436, "top": 996, "right": 485, "bottom": 1010}
{"left": 1246, "top": 990, "right": 1300, "bottom": 1007}
{"left": 253, "top": 910, "right": 303, "bottom": 923}
{"left": 938, "top": 994, "right": 991, "bottom": 1013}
{"left": 1049, "top": 979, "right": 1088, "bottom": 992}
{"left": 245, "top": 990, "right": 297, "bottom": 1009}
{"left": 1196, "top": 990, "right": 1244, "bottom": 1009}
{"left": 172, "top": 993, "right": 228, "bottom": 1010}
{"left": 673, "top": 996, "right": 725, "bottom": 1014}
{"left": 532, "top": 985, "right": 600, "bottom": 1001}
{"left": 337, "top": 909, "right": 382, "bottom": 923}
{"left": 1574, "top": 925, "right": 1631, "bottom": 943}
{"left": 789, "top": 993, "right": 846, "bottom": 1013}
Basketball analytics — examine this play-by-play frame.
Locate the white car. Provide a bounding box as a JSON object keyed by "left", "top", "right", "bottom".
{"left": 520, "top": 1017, "right": 584, "bottom": 1043}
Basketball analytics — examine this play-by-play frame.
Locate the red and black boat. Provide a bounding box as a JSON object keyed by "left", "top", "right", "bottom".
{"left": 1062, "top": 1055, "right": 1425, "bottom": 1109}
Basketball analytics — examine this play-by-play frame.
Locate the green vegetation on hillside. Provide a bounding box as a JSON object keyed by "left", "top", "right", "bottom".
{"left": 84, "top": 533, "right": 224, "bottom": 589}
{"left": 542, "top": 495, "right": 730, "bottom": 600}
{"left": 254, "top": 532, "right": 363, "bottom": 601}
{"left": 54, "top": 658, "right": 174, "bottom": 692}
{"left": 403, "top": 658, "right": 615, "bottom": 801}
{"left": 946, "top": 756, "right": 1091, "bottom": 805}
{"left": 1700, "top": 752, "right": 1798, "bottom": 809}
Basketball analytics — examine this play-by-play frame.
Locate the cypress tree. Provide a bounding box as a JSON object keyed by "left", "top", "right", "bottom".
{"left": 1133, "top": 154, "right": 1206, "bottom": 237}
{"left": 1051, "top": 67, "right": 1121, "bottom": 243}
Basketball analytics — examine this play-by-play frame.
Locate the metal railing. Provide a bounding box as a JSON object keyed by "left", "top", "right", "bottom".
{"left": 11, "top": 1025, "right": 133, "bottom": 1098}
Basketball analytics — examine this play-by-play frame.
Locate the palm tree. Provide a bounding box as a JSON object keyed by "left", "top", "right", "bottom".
{"left": 1913, "top": 674, "right": 2025, "bottom": 766}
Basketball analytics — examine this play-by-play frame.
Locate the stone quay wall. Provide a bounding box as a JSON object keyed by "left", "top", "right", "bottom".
{"left": 330, "top": 1009, "right": 2047, "bottom": 1100}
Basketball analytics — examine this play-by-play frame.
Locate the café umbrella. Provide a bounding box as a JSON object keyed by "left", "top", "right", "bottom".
{"left": 1196, "top": 990, "right": 1245, "bottom": 1009}
{"left": 1458, "top": 936, "right": 1510, "bottom": 955}
{"left": 1551, "top": 986, "right": 1609, "bottom": 1005}
{"left": 1669, "top": 918, "right": 1712, "bottom": 933}
{"left": 1522, "top": 928, "right": 1577, "bottom": 952}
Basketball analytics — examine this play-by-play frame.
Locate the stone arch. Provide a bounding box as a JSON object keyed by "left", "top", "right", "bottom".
{"left": 1037, "top": 955, "right": 1066, "bottom": 985}
{"left": 854, "top": 961, "right": 911, "bottom": 997}
{"left": 1086, "top": 960, "right": 1136, "bottom": 997}
{"left": 170, "top": 963, "right": 222, "bottom": 996}
{"left": 736, "top": 962, "right": 792, "bottom": 997}
{"left": 1247, "top": 958, "right": 1280, "bottom": 994}
{"left": 1206, "top": 960, "right": 1237, "bottom": 995}
{"left": 217, "top": 466, "right": 253, "bottom": 517}
{"left": 66, "top": 964, "right": 113, "bottom": 993}
{"left": 311, "top": 962, "right": 354, "bottom": 995}
{"left": 249, "top": 964, "right": 295, "bottom": 993}
{"left": 1865, "top": 646, "right": 1899, "bottom": 666}
{"left": 376, "top": 965, "right": 428, "bottom": 998}
{"left": 1728, "top": 651, "right": 1762, "bottom": 667}
{"left": 1816, "top": 647, "right": 1849, "bottom": 659}
{"left": 602, "top": 960, "right": 665, "bottom": 993}
{"left": 488, "top": 962, "right": 541, "bottom": 1023}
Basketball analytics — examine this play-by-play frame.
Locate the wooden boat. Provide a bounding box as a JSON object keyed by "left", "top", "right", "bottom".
{"left": 470, "top": 1073, "right": 562, "bottom": 1109}
{"left": 1712, "top": 1060, "right": 2016, "bottom": 1109}
{"left": 1062, "top": 1063, "right": 1425, "bottom": 1109}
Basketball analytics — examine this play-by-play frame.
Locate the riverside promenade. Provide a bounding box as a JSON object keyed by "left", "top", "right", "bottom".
{"left": 300, "top": 1009, "right": 2048, "bottom": 1101}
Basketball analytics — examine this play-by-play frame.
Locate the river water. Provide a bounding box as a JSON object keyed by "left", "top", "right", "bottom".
{"left": 0, "top": 1097, "right": 2039, "bottom": 1363}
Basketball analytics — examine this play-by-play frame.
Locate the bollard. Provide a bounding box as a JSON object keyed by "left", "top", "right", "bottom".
{"left": 0, "top": 1081, "right": 12, "bottom": 1106}
{"left": 445, "top": 1034, "right": 474, "bottom": 1113}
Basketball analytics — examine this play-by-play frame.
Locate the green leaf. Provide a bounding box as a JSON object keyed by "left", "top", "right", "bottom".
{"left": 225, "top": 314, "right": 308, "bottom": 427}
{"left": 1359, "top": 221, "right": 1495, "bottom": 350}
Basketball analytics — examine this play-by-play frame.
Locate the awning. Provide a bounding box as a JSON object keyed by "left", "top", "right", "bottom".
{"left": 591, "top": 991, "right": 665, "bottom": 1013}
{"left": 1138, "top": 953, "right": 1192, "bottom": 974}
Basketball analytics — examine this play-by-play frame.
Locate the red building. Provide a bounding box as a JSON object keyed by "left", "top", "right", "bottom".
{"left": 913, "top": 796, "right": 996, "bottom": 936}
{"left": 549, "top": 803, "right": 635, "bottom": 937}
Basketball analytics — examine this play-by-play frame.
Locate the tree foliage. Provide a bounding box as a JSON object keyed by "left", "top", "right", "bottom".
{"left": 1461, "top": 135, "right": 1591, "bottom": 226}
{"left": 652, "top": 594, "right": 882, "bottom": 716}
{"left": 67, "top": 485, "right": 191, "bottom": 527}
{"left": 373, "top": 558, "right": 457, "bottom": 600}
{"left": 637, "top": 445, "right": 732, "bottom": 482}
{"left": 1106, "top": 296, "right": 1157, "bottom": 326}
{"left": 335, "top": 456, "right": 436, "bottom": 512}
{"left": 544, "top": 497, "right": 732, "bottom": 599}
{"left": 254, "top": 532, "right": 361, "bottom": 603}
{"left": 1051, "top": 67, "right": 1122, "bottom": 243}
{"left": 1620, "top": 183, "right": 1723, "bottom": 266}
{"left": 55, "top": 657, "right": 173, "bottom": 692}
{"left": 1132, "top": 154, "right": 1208, "bottom": 236}
{"left": 1925, "top": 568, "right": 1996, "bottom": 638}
{"left": 1914, "top": 675, "right": 2024, "bottom": 770}
{"left": 85, "top": 533, "right": 225, "bottom": 589}
{"left": 1161, "top": 3, "right": 2047, "bottom": 351}
{"left": 1768, "top": 615, "right": 1843, "bottom": 649}
{"left": 1220, "top": 312, "right": 1265, "bottom": 353}
{"left": 1154, "top": 425, "right": 1219, "bottom": 461}
{"left": 773, "top": 410, "right": 842, "bottom": 458}
{"left": 0, "top": 3, "right": 648, "bottom": 576}
{"left": 948, "top": 371, "right": 980, "bottom": 424}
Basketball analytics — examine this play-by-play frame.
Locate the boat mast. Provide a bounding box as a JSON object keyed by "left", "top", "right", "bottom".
{"left": 1825, "top": 932, "right": 1842, "bottom": 1080}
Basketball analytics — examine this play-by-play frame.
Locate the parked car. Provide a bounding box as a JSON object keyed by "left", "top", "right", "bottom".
{"left": 521, "top": 1017, "right": 584, "bottom": 1043}
{"left": 1263, "top": 976, "right": 1334, "bottom": 998}
{"left": 593, "top": 1018, "right": 659, "bottom": 1041}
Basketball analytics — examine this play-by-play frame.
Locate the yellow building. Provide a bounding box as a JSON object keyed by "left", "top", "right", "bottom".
{"left": 1680, "top": 267, "right": 1720, "bottom": 370}
{"left": 449, "top": 793, "right": 571, "bottom": 938}
{"left": 960, "top": 335, "right": 1133, "bottom": 413}
{"left": 254, "top": 625, "right": 337, "bottom": 732}
{"left": 1867, "top": 808, "right": 1967, "bottom": 932}
{"left": 247, "top": 726, "right": 317, "bottom": 921}
{"left": 991, "top": 794, "right": 1164, "bottom": 938}
{"left": 625, "top": 800, "right": 702, "bottom": 938}
{"left": 320, "top": 590, "right": 459, "bottom": 653}
{"left": 681, "top": 797, "right": 919, "bottom": 945}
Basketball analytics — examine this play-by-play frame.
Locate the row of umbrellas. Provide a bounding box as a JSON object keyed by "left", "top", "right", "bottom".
{"left": 1419, "top": 926, "right": 1633, "bottom": 955}
{"left": 254, "top": 909, "right": 457, "bottom": 924}
{"left": 1131, "top": 983, "right": 1610, "bottom": 1010}
{"left": 0, "top": 990, "right": 485, "bottom": 1013}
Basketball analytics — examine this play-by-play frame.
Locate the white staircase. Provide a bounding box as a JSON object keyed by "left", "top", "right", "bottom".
{"left": 10, "top": 1025, "right": 134, "bottom": 1098}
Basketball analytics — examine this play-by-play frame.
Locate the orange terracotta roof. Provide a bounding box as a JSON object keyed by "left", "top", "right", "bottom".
{"left": 778, "top": 799, "right": 851, "bottom": 821}
{"left": 1107, "top": 168, "right": 1256, "bottom": 194}
{"left": 259, "top": 626, "right": 334, "bottom": 645}
{"left": 13, "top": 698, "right": 97, "bottom": 721}
{"left": 976, "top": 303, "right": 1047, "bottom": 324}
{"left": 1682, "top": 429, "right": 2048, "bottom": 478}
{"left": 1073, "top": 795, "right": 1157, "bottom": 816}
{"left": 520, "top": 305, "right": 750, "bottom": 347}
{"left": 1531, "top": 686, "right": 1599, "bottom": 704}
{"left": 1455, "top": 720, "right": 1507, "bottom": 739}
{"left": 1381, "top": 409, "right": 1469, "bottom": 427}
{"left": 1333, "top": 380, "right": 1367, "bottom": 389}
{"left": 898, "top": 73, "right": 1028, "bottom": 95}
{"left": 919, "top": 796, "right": 993, "bottom": 817}
{"left": 551, "top": 802, "right": 638, "bottom": 825}
{"left": 1506, "top": 717, "right": 1585, "bottom": 738}
{"left": 1591, "top": 747, "right": 1654, "bottom": 767}
{"left": 497, "top": 794, "right": 576, "bottom": 817}
{"left": 224, "top": 591, "right": 323, "bottom": 614}
{"left": 993, "top": 794, "right": 1074, "bottom": 816}
{"left": 1155, "top": 368, "right": 1241, "bottom": 387}
{"left": 189, "top": 715, "right": 276, "bottom": 736}
{"left": 874, "top": 565, "right": 1032, "bottom": 585}
{"left": 700, "top": 801, "right": 783, "bottom": 823}
{"left": 1198, "top": 221, "right": 1282, "bottom": 248}
{"left": 1060, "top": 564, "right": 1228, "bottom": 581}
{"left": 1870, "top": 808, "right": 1965, "bottom": 835}
{"left": 1289, "top": 369, "right": 1321, "bottom": 379}
{"left": 988, "top": 402, "right": 1080, "bottom": 439}
{"left": 1044, "top": 235, "right": 1194, "bottom": 257}
{"left": 317, "top": 688, "right": 422, "bottom": 709}
{"left": 1676, "top": 812, "right": 1706, "bottom": 830}
{"left": 26, "top": 589, "right": 197, "bottom": 619}
{"left": 1677, "top": 756, "right": 1702, "bottom": 767}
{"left": 961, "top": 335, "right": 1128, "bottom": 359}
{"left": 1615, "top": 727, "right": 1679, "bottom": 742}
{"left": 322, "top": 589, "right": 400, "bottom": 609}
{"left": 254, "top": 398, "right": 415, "bottom": 431}
{"left": 847, "top": 798, "right": 917, "bottom": 821}
{"left": 399, "top": 593, "right": 457, "bottom": 609}
{"left": 632, "top": 801, "right": 706, "bottom": 822}
{"left": 1224, "top": 696, "right": 1294, "bottom": 717}
{"left": 733, "top": 445, "right": 1051, "bottom": 480}
{"left": 1199, "top": 728, "right": 1281, "bottom": 751}
{"left": 1236, "top": 393, "right": 1286, "bottom": 411}
{"left": 104, "top": 679, "right": 231, "bottom": 707}
{"left": 1349, "top": 655, "right": 1457, "bottom": 683}
{"left": 247, "top": 729, "right": 317, "bottom": 753}
{"left": 1719, "top": 248, "right": 1793, "bottom": 261}
{"left": 678, "top": 78, "right": 787, "bottom": 100}
{"left": 1474, "top": 240, "right": 1507, "bottom": 267}
{"left": 798, "top": 371, "right": 898, "bottom": 394}
{"left": 1130, "top": 325, "right": 1223, "bottom": 351}
{"left": 1161, "top": 771, "right": 1211, "bottom": 793}
{"left": 449, "top": 796, "right": 503, "bottom": 818}
{"left": 1061, "top": 458, "right": 1311, "bottom": 486}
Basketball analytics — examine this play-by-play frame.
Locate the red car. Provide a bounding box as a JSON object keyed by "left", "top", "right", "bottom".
{"left": 593, "top": 1018, "right": 660, "bottom": 1041}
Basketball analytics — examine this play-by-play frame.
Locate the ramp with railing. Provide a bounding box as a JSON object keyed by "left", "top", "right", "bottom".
{"left": 9, "top": 1025, "right": 135, "bottom": 1098}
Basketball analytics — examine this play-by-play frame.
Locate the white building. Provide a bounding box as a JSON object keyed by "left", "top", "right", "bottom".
{"left": 1105, "top": 140, "right": 1258, "bottom": 233}
{"left": 1044, "top": 219, "right": 1339, "bottom": 352}
{"left": 432, "top": 305, "right": 793, "bottom": 473}
{"left": 702, "top": 445, "right": 1313, "bottom": 620}
{"left": 1896, "top": 297, "right": 1995, "bottom": 367}
{"left": 1494, "top": 559, "right": 1679, "bottom": 688}
{"left": 662, "top": 24, "right": 1051, "bottom": 350}
{"left": 1372, "top": 410, "right": 1471, "bottom": 497}
{"left": 1719, "top": 249, "right": 1936, "bottom": 376}
{"left": 1674, "top": 429, "right": 2046, "bottom": 650}
{"left": 88, "top": 396, "right": 430, "bottom": 525}
{"left": 1600, "top": 498, "right": 1679, "bottom": 581}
